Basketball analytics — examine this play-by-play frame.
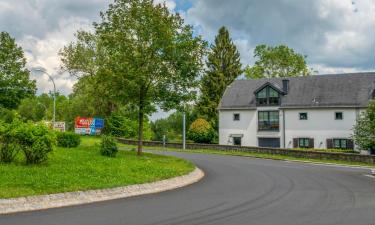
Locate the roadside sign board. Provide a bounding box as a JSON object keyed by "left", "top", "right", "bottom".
{"left": 74, "top": 117, "right": 104, "bottom": 135}
{"left": 53, "top": 122, "right": 66, "bottom": 132}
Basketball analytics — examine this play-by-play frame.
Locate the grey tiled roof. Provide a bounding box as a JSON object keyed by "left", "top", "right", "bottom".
{"left": 219, "top": 73, "right": 375, "bottom": 109}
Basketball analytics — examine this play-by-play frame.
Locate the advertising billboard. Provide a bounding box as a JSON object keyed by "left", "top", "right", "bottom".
{"left": 75, "top": 117, "right": 104, "bottom": 135}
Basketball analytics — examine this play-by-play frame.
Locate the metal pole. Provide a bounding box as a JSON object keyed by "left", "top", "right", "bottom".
{"left": 183, "top": 111, "right": 186, "bottom": 150}
{"left": 32, "top": 68, "right": 56, "bottom": 124}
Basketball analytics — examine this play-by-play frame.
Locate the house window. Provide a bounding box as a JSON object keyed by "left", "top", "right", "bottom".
{"left": 256, "top": 86, "right": 280, "bottom": 106}
{"left": 233, "top": 137, "right": 242, "bottom": 146}
{"left": 299, "top": 112, "right": 308, "bottom": 120}
{"left": 335, "top": 112, "right": 343, "bottom": 120}
{"left": 258, "top": 111, "right": 279, "bottom": 131}
{"left": 333, "top": 139, "right": 348, "bottom": 149}
{"left": 233, "top": 113, "right": 240, "bottom": 121}
{"left": 298, "top": 138, "right": 310, "bottom": 148}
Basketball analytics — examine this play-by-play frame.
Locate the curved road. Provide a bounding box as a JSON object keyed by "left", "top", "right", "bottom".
{"left": 1, "top": 152, "right": 375, "bottom": 225}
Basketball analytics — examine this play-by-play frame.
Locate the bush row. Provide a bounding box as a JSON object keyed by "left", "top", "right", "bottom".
{"left": 56, "top": 132, "right": 81, "bottom": 148}
{"left": 0, "top": 120, "right": 56, "bottom": 164}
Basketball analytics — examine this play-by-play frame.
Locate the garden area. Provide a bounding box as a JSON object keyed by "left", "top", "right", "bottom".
{"left": 0, "top": 122, "right": 194, "bottom": 199}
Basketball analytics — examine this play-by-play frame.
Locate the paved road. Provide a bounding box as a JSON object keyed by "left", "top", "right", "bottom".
{"left": 1, "top": 152, "right": 375, "bottom": 225}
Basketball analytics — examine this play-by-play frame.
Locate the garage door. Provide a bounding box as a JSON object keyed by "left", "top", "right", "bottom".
{"left": 258, "top": 138, "right": 280, "bottom": 148}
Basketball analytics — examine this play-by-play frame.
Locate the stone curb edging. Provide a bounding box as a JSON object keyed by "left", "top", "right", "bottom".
{"left": 0, "top": 167, "right": 204, "bottom": 215}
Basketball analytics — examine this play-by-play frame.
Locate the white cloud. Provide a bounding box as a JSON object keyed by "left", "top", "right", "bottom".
{"left": 19, "top": 17, "right": 92, "bottom": 94}
{"left": 154, "top": 0, "right": 176, "bottom": 11}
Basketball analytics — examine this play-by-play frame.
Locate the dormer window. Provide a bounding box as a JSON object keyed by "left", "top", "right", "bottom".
{"left": 256, "top": 86, "right": 280, "bottom": 106}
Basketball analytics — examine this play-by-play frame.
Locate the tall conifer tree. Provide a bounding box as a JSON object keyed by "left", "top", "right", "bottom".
{"left": 197, "top": 27, "right": 242, "bottom": 128}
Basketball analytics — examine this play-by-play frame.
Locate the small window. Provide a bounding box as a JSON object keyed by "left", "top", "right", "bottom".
{"left": 299, "top": 113, "right": 308, "bottom": 120}
{"left": 335, "top": 112, "right": 343, "bottom": 120}
{"left": 233, "top": 137, "right": 242, "bottom": 146}
{"left": 233, "top": 113, "right": 240, "bottom": 121}
{"left": 298, "top": 138, "right": 310, "bottom": 148}
{"left": 333, "top": 139, "right": 348, "bottom": 149}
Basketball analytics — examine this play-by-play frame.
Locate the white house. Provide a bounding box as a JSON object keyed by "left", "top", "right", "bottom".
{"left": 218, "top": 73, "right": 375, "bottom": 150}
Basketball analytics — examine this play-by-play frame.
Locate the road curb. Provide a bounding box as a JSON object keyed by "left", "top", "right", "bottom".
{"left": 0, "top": 167, "right": 204, "bottom": 215}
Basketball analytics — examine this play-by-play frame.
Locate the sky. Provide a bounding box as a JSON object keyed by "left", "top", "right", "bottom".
{"left": 1, "top": 0, "right": 375, "bottom": 120}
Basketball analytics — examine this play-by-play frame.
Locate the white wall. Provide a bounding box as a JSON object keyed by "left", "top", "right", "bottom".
{"left": 219, "top": 109, "right": 257, "bottom": 146}
{"left": 283, "top": 108, "right": 361, "bottom": 149}
{"left": 219, "top": 108, "right": 282, "bottom": 147}
{"left": 219, "top": 107, "right": 364, "bottom": 149}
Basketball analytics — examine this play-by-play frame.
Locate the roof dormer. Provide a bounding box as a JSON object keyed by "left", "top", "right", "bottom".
{"left": 254, "top": 82, "right": 284, "bottom": 106}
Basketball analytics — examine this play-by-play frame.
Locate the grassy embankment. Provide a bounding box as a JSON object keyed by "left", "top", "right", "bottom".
{"left": 0, "top": 137, "right": 194, "bottom": 199}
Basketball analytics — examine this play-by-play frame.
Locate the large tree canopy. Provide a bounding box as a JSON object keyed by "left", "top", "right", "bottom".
{"left": 197, "top": 27, "right": 242, "bottom": 128}
{"left": 0, "top": 32, "right": 36, "bottom": 109}
{"left": 61, "top": 0, "right": 207, "bottom": 155}
{"left": 245, "top": 44, "right": 312, "bottom": 79}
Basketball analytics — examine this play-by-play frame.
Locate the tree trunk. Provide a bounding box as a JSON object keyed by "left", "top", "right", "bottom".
{"left": 137, "top": 107, "right": 144, "bottom": 156}
{"left": 137, "top": 89, "right": 145, "bottom": 156}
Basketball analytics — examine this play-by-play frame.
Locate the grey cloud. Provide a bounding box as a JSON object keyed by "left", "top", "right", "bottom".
{"left": 188, "top": 0, "right": 375, "bottom": 70}
{"left": 0, "top": 0, "right": 108, "bottom": 39}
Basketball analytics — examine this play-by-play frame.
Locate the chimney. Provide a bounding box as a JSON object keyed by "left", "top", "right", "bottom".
{"left": 282, "top": 79, "right": 289, "bottom": 94}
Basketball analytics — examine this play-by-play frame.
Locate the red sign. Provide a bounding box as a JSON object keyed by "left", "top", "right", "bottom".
{"left": 75, "top": 117, "right": 94, "bottom": 128}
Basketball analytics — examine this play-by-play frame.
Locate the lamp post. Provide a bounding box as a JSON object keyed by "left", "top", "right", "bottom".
{"left": 182, "top": 91, "right": 197, "bottom": 150}
{"left": 32, "top": 67, "right": 56, "bottom": 124}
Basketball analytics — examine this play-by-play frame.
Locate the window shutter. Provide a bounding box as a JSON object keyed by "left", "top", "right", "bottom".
{"left": 293, "top": 138, "right": 298, "bottom": 148}
{"left": 347, "top": 139, "right": 354, "bottom": 150}
{"left": 326, "top": 139, "right": 333, "bottom": 149}
{"left": 309, "top": 138, "right": 314, "bottom": 149}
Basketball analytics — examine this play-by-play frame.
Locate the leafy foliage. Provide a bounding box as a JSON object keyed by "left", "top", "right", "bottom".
{"left": 187, "top": 118, "right": 217, "bottom": 144}
{"left": 105, "top": 109, "right": 153, "bottom": 140}
{"left": 0, "top": 120, "right": 56, "bottom": 164}
{"left": 100, "top": 135, "right": 118, "bottom": 157}
{"left": 0, "top": 32, "right": 36, "bottom": 109}
{"left": 151, "top": 109, "right": 198, "bottom": 142}
{"left": 0, "top": 108, "right": 16, "bottom": 123}
{"left": 0, "top": 121, "right": 19, "bottom": 163}
{"left": 61, "top": 0, "right": 207, "bottom": 155}
{"left": 353, "top": 100, "right": 375, "bottom": 151}
{"left": 197, "top": 27, "right": 242, "bottom": 129}
{"left": 56, "top": 132, "right": 81, "bottom": 148}
{"left": 245, "top": 44, "right": 312, "bottom": 79}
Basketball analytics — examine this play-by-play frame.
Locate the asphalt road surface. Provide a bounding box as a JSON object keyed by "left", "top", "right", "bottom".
{"left": 1, "top": 152, "right": 375, "bottom": 225}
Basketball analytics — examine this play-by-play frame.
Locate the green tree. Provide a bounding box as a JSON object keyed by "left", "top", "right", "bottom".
{"left": 17, "top": 97, "right": 46, "bottom": 122}
{"left": 0, "top": 32, "right": 36, "bottom": 109}
{"left": 245, "top": 44, "right": 312, "bottom": 79}
{"left": 353, "top": 100, "right": 375, "bottom": 152}
{"left": 151, "top": 109, "right": 197, "bottom": 141}
{"left": 197, "top": 27, "right": 242, "bottom": 128}
{"left": 61, "top": 0, "right": 206, "bottom": 155}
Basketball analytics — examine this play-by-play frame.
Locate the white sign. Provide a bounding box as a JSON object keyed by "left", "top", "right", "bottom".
{"left": 54, "top": 122, "right": 66, "bottom": 132}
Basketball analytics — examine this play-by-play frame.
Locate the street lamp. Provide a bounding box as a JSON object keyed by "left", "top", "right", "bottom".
{"left": 32, "top": 67, "right": 56, "bottom": 124}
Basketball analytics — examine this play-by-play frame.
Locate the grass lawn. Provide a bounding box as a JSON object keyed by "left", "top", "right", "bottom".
{"left": 121, "top": 144, "right": 375, "bottom": 168}
{"left": 0, "top": 137, "right": 194, "bottom": 199}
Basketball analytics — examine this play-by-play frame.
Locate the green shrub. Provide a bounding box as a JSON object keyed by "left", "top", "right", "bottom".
{"left": 100, "top": 135, "right": 118, "bottom": 157}
{"left": 56, "top": 132, "right": 81, "bottom": 148}
{"left": 187, "top": 118, "right": 217, "bottom": 144}
{"left": 0, "top": 120, "right": 56, "bottom": 164}
{"left": 0, "top": 143, "right": 20, "bottom": 163}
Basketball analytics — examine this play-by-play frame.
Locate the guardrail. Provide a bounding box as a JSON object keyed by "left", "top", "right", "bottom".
{"left": 117, "top": 138, "right": 375, "bottom": 164}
